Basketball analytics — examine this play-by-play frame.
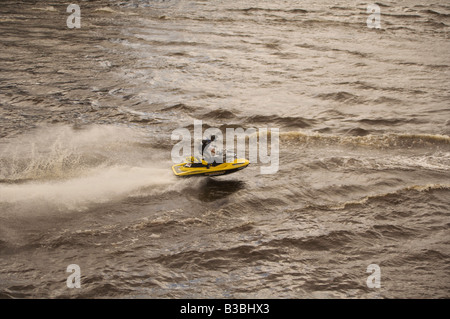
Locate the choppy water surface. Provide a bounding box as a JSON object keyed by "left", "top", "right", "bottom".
{"left": 0, "top": 0, "right": 449, "bottom": 298}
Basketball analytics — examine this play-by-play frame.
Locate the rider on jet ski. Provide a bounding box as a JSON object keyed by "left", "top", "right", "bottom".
{"left": 201, "top": 135, "right": 217, "bottom": 165}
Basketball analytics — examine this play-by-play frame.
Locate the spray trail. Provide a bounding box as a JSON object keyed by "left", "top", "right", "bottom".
{"left": 0, "top": 125, "right": 178, "bottom": 212}
{"left": 0, "top": 165, "right": 176, "bottom": 211}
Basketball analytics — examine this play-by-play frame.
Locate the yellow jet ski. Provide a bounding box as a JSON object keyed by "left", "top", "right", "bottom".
{"left": 172, "top": 154, "right": 249, "bottom": 177}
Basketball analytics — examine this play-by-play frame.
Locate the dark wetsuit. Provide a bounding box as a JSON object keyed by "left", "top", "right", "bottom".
{"left": 201, "top": 138, "right": 214, "bottom": 164}
{"left": 201, "top": 139, "right": 212, "bottom": 154}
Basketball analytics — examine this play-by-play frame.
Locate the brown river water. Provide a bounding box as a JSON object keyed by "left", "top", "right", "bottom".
{"left": 0, "top": 0, "right": 449, "bottom": 298}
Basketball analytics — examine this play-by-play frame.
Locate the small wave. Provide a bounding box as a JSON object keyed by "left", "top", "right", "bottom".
{"left": 228, "top": 7, "right": 308, "bottom": 14}
{"left": 374, "top": 2, "right": 391, "bottom": 7}
{"left": 299, "top": 19, "right": 363, "bottom": 28}
{"left": 161, "top": 103, "right": 195, "bottom": 113}
{"left": 278, "top": 131, "right": 450, "bottom": 148}
{"left": 371, "top": 96, "right": 403, "bottom": 105}
{"left": 0, "top": 287, "right": 34, "bottom": 299}
{"left": 152, "top": 244, "right": 280, "bottom": 270}
{"left": 339, "top": 80, "right": 422, "bottom": 94}
{"left": 32, "top": 6, "right": 57, "bottom": 12}
{"left": 221, "top": 221, "right": 255, "bottom": 233}
{"left": 342, "top": 127, "right": 371, "bottom": 136}
{"left": 197, "top": 111, "right": 317, "bottom": 129}
{"left": 117, "top": 107, "right": 173, "bottom": 124}
{"left": 424, "top": 20, "right": 449, "bottom": 28}
{"left": 246, "top": 115, "right": 315, "bottom": 128}
{"left": 266, "top": 230, "right": 354, "bottom": 251}
{"left": 120, "top": 0, "right": 181, "bottom": 9}
{"left": 296, "top": 44, "right": 370, "bottom": 59}
{"left": 38, "top": 211, "right": 198, "bottom": 249}
{"left": 406, "top": 249, "right": 449, "bottom": 262}
{"left": 316, "top": 91, "right": 364, "bottom": 104}
{"left": 385, "top": 248, "right": 449, "bottom": 270}
{"left": 330, "top": 6, "right": 350, "bottom": 11}
{"left": 357, "top": 117, "right": 422, "bottom": 126}
{"left": 368, "top": 224, "right": 418, "bottom": 240}
{"left": 405, "top": 184, "right": 450, "bottom": 192}
{"left": 200, "top": 109, "right": 236, "bottom": 120}
{"left": 304, "top": 152, "right": 450, "bottom": 173}
{"left": 420, "top": 9, "right": 450, "bottom": 18}
{"left": 426, "top": 64, "right": 450, "bottom": 70}
{"left": 312, "top": 184, "right": 450, "bottom": 211}
{"left": 94, "top": 7, "right": 118, "bottom": 14}
{"left": 288, "top": 9, "right": 308, "bottom": 14}
{"left": 383, "top": 13, "right": 422, "bottom": 19}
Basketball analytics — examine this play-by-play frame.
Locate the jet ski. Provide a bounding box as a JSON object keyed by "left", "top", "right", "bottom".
{"left": 172, "top": 151, "right": 249, "bottom": 177}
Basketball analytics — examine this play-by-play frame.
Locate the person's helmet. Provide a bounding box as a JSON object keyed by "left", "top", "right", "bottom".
{"left": 210, "top": 135, "right": 216, "bottom": 141}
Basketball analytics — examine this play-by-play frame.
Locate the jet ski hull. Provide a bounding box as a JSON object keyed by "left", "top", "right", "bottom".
{"left": 172, "top": 159, "right": 250, "bottom": 177}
